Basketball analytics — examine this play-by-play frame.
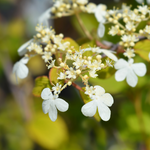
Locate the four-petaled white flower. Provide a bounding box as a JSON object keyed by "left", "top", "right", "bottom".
{"left": 13, "top": 57, "right": 29, "bottom": 79}
{"left": 114, "top": 58, "right": 147, "bottom": 87}
{"left": 82, "top": 86, "right": 114, "bottom": 121}
{"left": 41, "top": 88, "right": 69, "bottom": 122}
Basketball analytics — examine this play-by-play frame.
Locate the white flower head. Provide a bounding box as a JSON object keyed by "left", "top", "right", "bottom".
{"left": 41, "top": 88, "right": 69, "bottom": 121}
{"left": 125, "top": 22, "right": 135, "bottom": 31}
{"left": 52, "top": 83, "right": 62, "bottom": 95}
{"left": 58, "top": 72, "right": 66, "bottom": 80}
{"left": 114, "top": 58, "right": 147, "bottom": 87}
{"left": 144, "top": 25, "right": 150, "bottom": 34}
{"left": 82, "top": 85, "right": 114, "bottom": 121}
{"left": 66, "top": 67, "right": 76, "bottom": 79}
{"left": 42, "top": 52, "right": 52, "bottom": 62}
{"left": 123, "top": 48, "right": 135, "bottom": 58}
{"left": 13, "top": 57, "right": 29, "bottom": 79}
{"left": 76, "top": 0, "right": 88, "bottom": 5}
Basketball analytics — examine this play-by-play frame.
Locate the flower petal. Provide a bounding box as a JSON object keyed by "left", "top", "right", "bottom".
{"left": 18, "top": 39, "right": 33, "bottom": 56}
{"left": 55, "top": 98, "right": 69, "bottom": 112}
{"left": 94, "top": 85, "right": 105, "bottom": 96}
{"left": 20, "top": 57, "right": 29, "bottom": 64}
{"left": 126, "top": 69, "right": 138, "bottom": 87}
{"left": 16, "top": 63, "right": 29, "bottom": 79}
{"left": 81, "top": 101, "right": 97, "bottom": 117}
{"left": 42, "top": 100, "right": 51, "bottom": 114}
{"left": 102, "top": 49, "right": 118, "bottom": 61}
{"left": 115, "top": 67, "right": 128, "bottom": 81}
{"left": 114, "top": 59, "right": 128, "bottom": 69}
{"left": 97, "top": 101, "right": 111, "bottom": 121}
{"left": 48, "top": 101, "right": 57, "bottom": 122}
{"left": 98, "top": 23, "right": 105, "bottom": 38}
{"left": 41, "top": 88, "right": 53, "bottom": 100}
{"left": 101, "top": 93, "right": 114, "bottom": 107}
{"left": 132, "top": 63, "right": 147, "bottom": 77}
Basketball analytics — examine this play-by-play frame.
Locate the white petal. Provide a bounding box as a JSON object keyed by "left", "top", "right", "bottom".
{"left": 81, "top": 101, "right": 97, "bottom": 117}
{"left": 101, "top": 93, "right": 114, "bottom": 107}
{"left": 97, "top": 101, "right": 111, "bottom": 121}
{"left": 38, "top": 8, "right": 51, "bottom": 26}
{"left": 132, "top": 63, "right": 147, "bottom": 77}
{"left": 48, "top": 101, "right": 57, "bottom": 122}
{"left": 98, "top": 23, "right": 105, "bottom": 38}
{"left": 55, "top": 98, "right": 69, "bottom": 112}
{"left": 126, "top": 69, "right": 138, "bottom": 87}
{"left": 115, "top": 67, "right": 128, "bottom": 81}
{"left": 42, "top": 100, "right": 51, "bottom": 114}
{"left": 41, "top": 88, "right": 53, "bottom": 100}
{"left": 20, "top": 57, "right": 29, "bottom": 64}
{"left": 101, "top": 49, "right": 118, "bottom": 61}
{"left": 136, "top": 0, "right": 143, "bottom": 4}
{"left": 18, "top": 39, "right": 33, "bottom": 56}
{"left": 16, "top": 63, "right": 29, "bottom": 79}
{"left": 94, "top": 85, "right": 105, "bottom": 96}
{"left": 114, "top": 59, "right": 128, "bottom": 69}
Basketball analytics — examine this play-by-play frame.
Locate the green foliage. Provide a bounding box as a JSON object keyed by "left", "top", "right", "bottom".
{"left": 134, "top": 40, "right": 150, "bottom": 61}
{"left": 71, "top": 13, "right": 99, "bottom": 37}
{"left": 80, "top": 88, "right": 101, "bottom": 121}
{"left": 97, "top": 66, "right": 116, "bottom": 79}
{"left": 26, "top": 112, "right": 69, "bottom": 149}
{"left": 32, "top": 76, "right": 52, "bottom": 97}
{"left": 49, "top": 67, "right": 64, "bottom": 85}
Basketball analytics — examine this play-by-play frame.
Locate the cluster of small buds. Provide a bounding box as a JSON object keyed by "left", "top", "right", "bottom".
{"left": 106, "top": 4, "right": 150, "bottom": 59}
{"left": 48, "top": 0, "right": 97, "bottom": 18}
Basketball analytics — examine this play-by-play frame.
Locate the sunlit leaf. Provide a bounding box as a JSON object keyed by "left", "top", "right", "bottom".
{"left": 134, "top": 40, "right": 150, "bottom": 61}
{"left": 26, "top": 112, "right": 69, "bottom": 149}
{"left": 32, "top": 76, "right": 51, "bottom": 97}
{"left": 79, "top": 88, "right": 101, "bottom": 121}
{"left": 49, "top": 67, "right": 64, "bottom": 85}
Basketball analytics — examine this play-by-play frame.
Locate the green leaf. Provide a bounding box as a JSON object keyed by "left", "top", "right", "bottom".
{"left": 79, "top": 88, "right": 101, "bottom": 122}
{"left": 62, "top": 37, "right": 79, "bottom": 52}
{"left": 26, "top": 112, "right": 69, "bottom": 149}
{"left": 134, "top": 39, "right": 150, "bottom": 61}
{"left": 71, "top": 13, "right": 99, "bottom": 37}
{"left": 97, "top": 67, "right": 116, "bottom": 79}
{"left": 32, "top": 76, "right": 51, "bottom": 97}
{"left": 49, "top": 67, "right": 64, "bottom": 85}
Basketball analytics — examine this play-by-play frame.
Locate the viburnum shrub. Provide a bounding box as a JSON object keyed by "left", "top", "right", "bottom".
{"left": 13, "top": 0, "right": 150, "bottom": 122}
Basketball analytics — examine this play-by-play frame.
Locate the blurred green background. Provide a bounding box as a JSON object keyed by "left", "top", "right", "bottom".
{"left": 0, "top": 0, "right": 150, "bottom": 150}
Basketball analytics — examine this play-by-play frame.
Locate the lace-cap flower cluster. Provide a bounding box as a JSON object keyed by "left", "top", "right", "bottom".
{"left": 13, "top": 0, "right": 149, "bottom": 122}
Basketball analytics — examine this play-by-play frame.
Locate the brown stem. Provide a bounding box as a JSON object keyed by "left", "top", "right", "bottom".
{"left": 75, "top": 12, "right": 93, "bottom": 40}
{"left": 72, "top": 82, "right": 83, "bottom": 91}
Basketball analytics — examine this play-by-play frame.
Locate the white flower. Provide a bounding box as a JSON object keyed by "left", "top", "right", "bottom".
{"left": 17, "top": 39, "right": 33, "bottom": 56}
{"left": 114, "top": 59, "right": 147, "bottom": 87}
{"left": 85, "top": 86, "right": 94, "bottom": 97}
{"left": 109, "top": 26, "right": 119, "bottom": 36}
{"left": 138, "top": 5, "right": 149, "bottom": 15}
{"left": 89, "top": 69, "right": 98, "bottom": 78}
{"left": 42, "top": 52, "right": 52, "bottom": 62}
{"left": 73, "top": 58, "right": 84, "bottom": 69}
{"left": 86, "top": 3, "right": 96, "bottom": 13}
{"left": 41, "top": 88, "right": 69, "bottom": 121}
{"left": 58, "top": 42, "right": 70, "bottom": 51}
{"left": 123, "top": 48, "right": 135, "bottom": 58}
{"left": 47, "top": 60, "right": 56, "bottom": 69}
{"left": 126, "top": 22, "right": 135, "bottom": 31}
{"left": 94, "top": 4, "right": 107, "bottom": 23}
{"left": 58, "top": 72, "right": 66, "bottom": 80}
{"left": 42, "top": 35, "right": 50, "bottom": 43}
{"left": 81, "top": 86, "right": 114, "bottom": 121}
{"left": 52, "top": 83, "right": 62, "bottom": 95}
{"left": 66, "top": 67, "right": 76, "bottom": 79}
{"left": 13, "top": 57, "right": 29, "bottom": 79}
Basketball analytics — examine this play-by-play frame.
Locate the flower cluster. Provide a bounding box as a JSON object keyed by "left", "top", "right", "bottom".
{"left": 13, "top": 0, "right": 149, "bottom": 122}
